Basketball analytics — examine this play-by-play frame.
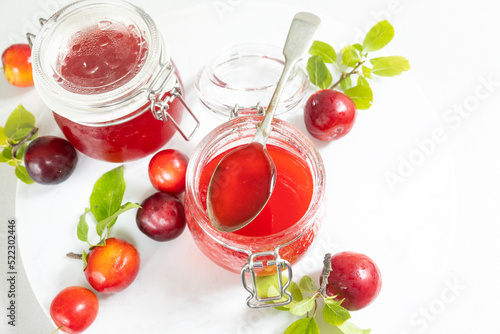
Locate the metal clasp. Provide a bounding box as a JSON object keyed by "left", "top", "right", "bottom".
{"left": 148, "top": 62, "right": 200, "bottom": 141}
{"left": 231, "top": 102, "right": 265, "bottom": 119}
{"left": 241, "top": 251, "right": 293, "bottom": 308}
{"left": 26, "top": 18, "right": 47, "bottom": 47}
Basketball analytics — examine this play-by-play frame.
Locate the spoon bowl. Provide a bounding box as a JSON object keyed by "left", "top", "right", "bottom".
{"left": 207, "top": 142, "right": 276, "bottom": 232}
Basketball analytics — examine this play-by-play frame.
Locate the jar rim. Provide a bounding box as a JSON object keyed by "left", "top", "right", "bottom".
{"left": 185, "top": 116, "right": 326, "bottom": 253}
{"left": 31, "top": 0, "right": 173, "bottom": 124}
{"left": 195, "top": 43, "right": 310, "bottom": 120}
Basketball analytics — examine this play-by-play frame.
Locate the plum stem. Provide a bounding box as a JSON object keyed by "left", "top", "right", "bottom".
{"left": 11, "top": 126, "right": 38, "bottom": 160}
{"left": 319, "top": 253, "right": 332, "bottom": 297}
{"left": 51, "top": 325, "right": 63, "bottom": 333}
{"left": 329, "top": 61, "right": 365, "bottom": 90}
{"left": 309, "top": 294, "right": 319, "bottom": 318}
{"left": 66, "top": 252, "right": 83, "bottom": 260}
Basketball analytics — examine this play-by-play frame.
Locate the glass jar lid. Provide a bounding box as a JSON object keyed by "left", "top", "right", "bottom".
{"left": 31, "top": 0, "right": 175, "bottom": 124}
{"left": 195, "top": 44, "right": 310, "bottom": 119}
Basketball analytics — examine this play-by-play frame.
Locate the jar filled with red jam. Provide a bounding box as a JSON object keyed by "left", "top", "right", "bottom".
{"left": 30, "top": 0, "right": 198, "bottom": 162}
{"left": 185, "top": 116, "right": 325, "bottom": 307}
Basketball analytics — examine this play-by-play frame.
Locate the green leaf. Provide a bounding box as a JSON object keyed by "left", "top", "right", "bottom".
{"left": 299, "top": 275, "right": 318, "bottom": 294}
{"left": 321, "top": 69, "right": 333, "bottom": 90}
{"left": 15, "top": 165, "right": 34, "bottom": 184}
{"left": 14, "top": 143, "right": 28, "bottom": 160}
{"left": 322, "top": 298, "right": 351, "bottom": 326}
{"left": 309, "top": 41, "right": 336, "bottom": 63}
{"left": 290, "top": 296, "right": 316, "bottom": 316}
{"left": 256, "top": 273, "right": 289, "bottom": 299}
{"left": 340, "top": 75, "right": 352, "bottom": 91}
{"left": 289, "top": 281, "right": 303, "bottom": 302}
{"left": 337, "top": 321, "right": 371, "bottom": 334}
{"left": 257, "top": 275, "right": 276, "bottom": 298}
{"left": 77, "top": 208, "right": 91, "bottom": 243}
{"left": 284, "top": 317, "right": 319, "bottom": 334}
{"left": 95, "top": 202, "right": 141, "bottom": 237}
{"left": 341, "top": 45, "right": 361, "bottom": 68}
{"left": 353, "top": 43, "right": 363, "bottom": 53}
{"left": 274, "top": 281, "right": 304, "bottom": 311}
{"left": 95, "top": 238, "right": 106, "bottom": 247}
{"left": 272, "top": 280, "right": 303, "bottom": 306}
{"left": 357, "top": 76, "right": 369, "bottom": 87}
{"left": 362, "top": 65, "right": 372, "bottom": 79}
{"left": 344, "top": 85, "right": 373, "bottom": 110}
{"left": 89, "top": 166, "right": 126, "bottom": 234}
{"left": 307, "top": 55, "right": 332, "bottom": 89}
{"left": 370, "top": 56, "right": 410, "bottom": 77}
{"left": 267, "top": 284, "right": 281, "bottom": 300}
{"left": 0, "top": 147, "right": 12, "bottom": 163}
{"left": 275, "top": 300, "right": 299, "bottom": 311}
{"left": 307, "top": 55, "right": 327, "bottom": 86}
{"left": 10, "top": 127, "right": 37, "bottom": 143}
{"left": 0, "top": 127, "right": 8, "bottom": 147}
{"left": 362, "top": 20, "right": 394, "bottom": 52}
{"left": 2, "top": 147, "right": 13, "bottom": 160}
{"left": 82, "top": 250, "right": 88, "bottom": 270}
{"left": 4, "top": 104, "right": 35, "bottom": 139}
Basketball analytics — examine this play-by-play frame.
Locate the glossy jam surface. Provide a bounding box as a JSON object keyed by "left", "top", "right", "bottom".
{"left": 201, "top": 144, "right": 314, "bottom": 237}
{"left": 51, "top": 23, "right": 182, "bottom": 162}
{"left": 56, "top": 20, "right": 148, "bottom": 94}
{"left": 186, "top": 143, "right": 319, "bottom": 275}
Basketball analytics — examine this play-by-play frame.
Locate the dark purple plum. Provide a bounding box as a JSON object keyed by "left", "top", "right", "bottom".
{"left": 136, "top": 192, "right": 186, "bottom": 242}
{"left": 24, "top": 136, "right": 78, "bottom": 184}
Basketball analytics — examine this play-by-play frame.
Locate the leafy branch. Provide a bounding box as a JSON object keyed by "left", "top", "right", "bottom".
{"left": 256, "top": 254, "right": 371, "bottom": 334}
{"left": 11, "top": 126, "right": 38, "bottom": 159}
{"left": 73, "top": 166, "right": 140, "bottom": 268}
{"left": 330, "top": 61, "right": 365, "bottom": 90}
{"left": 0, "top": 104, "right": 38, "bottom": 184}
{"left": 306, "top": 20, "right": 411, "bottom": 110}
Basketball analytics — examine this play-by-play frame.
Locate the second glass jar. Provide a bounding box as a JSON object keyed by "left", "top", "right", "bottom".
{"left": 184, "top": 116, "right": 326, "bottom": 305}
{"left": 31, "top": 0, "right": 196, "bottom": 162}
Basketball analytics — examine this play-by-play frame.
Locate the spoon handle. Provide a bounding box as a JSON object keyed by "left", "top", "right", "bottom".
{"left": 256, "top": 12, "right": 321, "bottom": 142}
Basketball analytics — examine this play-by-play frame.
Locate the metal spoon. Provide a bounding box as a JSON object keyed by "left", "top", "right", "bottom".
{"left": 207, "top": 12, "right": 321, "bottom": 233}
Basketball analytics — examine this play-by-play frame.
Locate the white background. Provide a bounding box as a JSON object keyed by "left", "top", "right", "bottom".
{"left": 1, "top": 0, "right": 499, "bottom": 333}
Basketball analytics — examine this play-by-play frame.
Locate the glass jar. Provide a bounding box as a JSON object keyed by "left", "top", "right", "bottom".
{"left": 195, "top": 44, "right": 309, "bottom": 120}
{"left": 30, "top": 0, "right": 198, "bottom": 162}
{"left": 184, "top": 116, "right": 325, "bottom": 307}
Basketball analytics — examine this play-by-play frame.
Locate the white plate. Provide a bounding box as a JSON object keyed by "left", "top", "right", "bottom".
{"left": 16, "top": 2, "right": 457, "bottom": 333}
